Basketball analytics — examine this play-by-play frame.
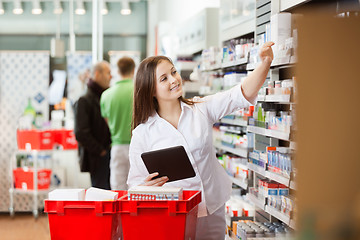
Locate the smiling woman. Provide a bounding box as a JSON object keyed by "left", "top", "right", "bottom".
{"left": 128, "top": 46, "right": 273, "bottom": 240}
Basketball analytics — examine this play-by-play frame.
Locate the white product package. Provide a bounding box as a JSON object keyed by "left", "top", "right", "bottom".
{"left": 84, "top": 187, "right": 118, "bottom": 201}
{"left": 128, "top": 186, "right": 183, "bottom": 200}
{"left": 48, "top": 189, "right": 85, "bottom": 201}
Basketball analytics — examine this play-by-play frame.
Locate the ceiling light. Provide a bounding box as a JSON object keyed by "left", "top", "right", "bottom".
{"left": 120, "top": 0, "right": 131, "bottom": 15}
{"left": 32, "top": 0, "right": 42, "bottom": 15}
{"left": 53, "top": 0, "right": 63, "bottom": 14}
{"left": 13, "top": 0, "right": 23, "bottom": 15}
{"left": 75, "top": 0, "right": 86, "bottom": 15}
{"left": 101, "top": 1, "right": 108, "bottom": 15}
{"left": 0, "top": 1, "right": 4, "bottom": 15}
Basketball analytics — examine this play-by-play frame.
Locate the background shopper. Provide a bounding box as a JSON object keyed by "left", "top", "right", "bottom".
{"left": 127, "top": 42, "right": 274, "bottom": 240}
{"left": 74, "top": 61, "right": 112, "bottom": 190}
{"left": 100, "top": 57, "right": 135, "bottom": 190}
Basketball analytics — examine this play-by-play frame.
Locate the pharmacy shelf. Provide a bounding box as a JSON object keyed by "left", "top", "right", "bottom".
{"left": 229, "top": 175, "right": 248, "bottom": 190}
{"left": 225, "top": 214, "right": 232, "bottom": 228}
{"left": 265, "top": 206, "right": 291, "bottom": 227}
{"left": 266, "top": 171, "right": 291, "bottom": 187}
{"left": 248, "top": 163, "right": 296, "bottom": 189}
{"left": 290, "top": 141, "right": 296, "bottom": 150}
{"left": 9, "top": 188, "right": 51, "bottom": 194}
{"left": 263, "top": 95, "right": 291, "bottom": 103}
{"left": 270, "top": 56, "right": 291, "bottom": 67}
{"left": 247, "top": 126, "right": 290, "bottom": 141}
{"left": 252, "top": 167, "right": 292, "bottom": 188}
{"left": 221, "top": 128, "right": 242, "bottom": 135}
{"left": 290, "top": 181, "right": 297, "bottom": 190}
{"left": 289, "top": 220, "right": 296, "bottom": 230}
{"left": 221, "top": 58, "right": 248, "bottom": 68}
{"left": 280, "top": 0, "right": 311, "bottom": 12}
{"left": 221, "top": 18, "right": 255, "bottom": 42}
{"left": 213, "top": 141, "right": 248, "bottom": 158}
{"left": 248, "top": 193, "right": 266, "bottom": 211}
{"left": 247, "top": 162, "right": 266, "bottom": 176}
{"left": 220, "top": 118, "right": 248, "bottom": 127}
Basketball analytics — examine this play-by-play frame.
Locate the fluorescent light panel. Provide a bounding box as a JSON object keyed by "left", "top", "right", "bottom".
{"left": 101, "top": 1, "right": 108, "bottom": 15}
{"left": 32, "top": 0, "right": 42, "bottom": 14}
{"left": 0, "top": 1, "right": 4, "bottom": 15}
{"left": 121, "top": 0, "right": 131, "bottom": 15}
{"left": 13, "top": 0, "right": 23, "bottom": 14}
{"left": 75, "top": 0, "right": 85, "bottom": 15}
{"left": 53, "top": 0, "right": 63, "bottom": 14}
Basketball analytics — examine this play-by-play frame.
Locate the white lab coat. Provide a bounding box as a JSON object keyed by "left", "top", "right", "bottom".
{"left": 127, "top": 83, "right": 255, "bottom": 216}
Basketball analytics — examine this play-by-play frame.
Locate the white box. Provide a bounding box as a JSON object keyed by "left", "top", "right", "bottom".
{"left": 271, "top": 13, "right": 292, "bottom": 59}
{"left": 85, "top": 187, "right": 118, "bottom": 201}
{"left": 48, "top": 188, "right": 85, "bottom": 201}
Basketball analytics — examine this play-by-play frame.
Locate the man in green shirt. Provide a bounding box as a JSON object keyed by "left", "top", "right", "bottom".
{"left": 100, "top": 57, "right": 135, "bottom": 190}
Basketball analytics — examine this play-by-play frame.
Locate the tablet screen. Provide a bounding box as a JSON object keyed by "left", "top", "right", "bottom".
{"left": 141, "top": 145, "right": 196, "bottom": 182}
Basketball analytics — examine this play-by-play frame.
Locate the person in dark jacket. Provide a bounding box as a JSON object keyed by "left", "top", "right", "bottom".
{"left": 74, "top": 61, "right": 112, "bottom": 190}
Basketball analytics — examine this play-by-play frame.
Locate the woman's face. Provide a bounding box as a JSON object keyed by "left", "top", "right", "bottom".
{"left": 154, "top": 60, "right": 183, "bottom": 103}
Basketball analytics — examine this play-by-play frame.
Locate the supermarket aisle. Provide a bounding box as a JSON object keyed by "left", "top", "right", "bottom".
{"left": 0, "top": 213, "right": 50, "bottom": 240}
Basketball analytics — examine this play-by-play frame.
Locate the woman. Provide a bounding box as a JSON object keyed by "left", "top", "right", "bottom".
{"left": 127, "top": 42, "right": 274, "bottom": 239}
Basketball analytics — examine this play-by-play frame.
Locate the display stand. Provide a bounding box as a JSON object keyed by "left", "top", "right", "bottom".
{"left": 9, "top": 149, "right": 53, "bottom": 218}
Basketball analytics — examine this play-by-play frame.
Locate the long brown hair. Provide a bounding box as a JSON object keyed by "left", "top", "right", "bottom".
{"left": 132, "top": 56, "right": 195, "bottom": 130}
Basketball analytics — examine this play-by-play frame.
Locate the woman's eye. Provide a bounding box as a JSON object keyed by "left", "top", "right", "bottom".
{"left": 172, "top": 70, "right": 177, "bottom": 74}
{"left": 161, "top": 77, "right": 167, "bottom": 82}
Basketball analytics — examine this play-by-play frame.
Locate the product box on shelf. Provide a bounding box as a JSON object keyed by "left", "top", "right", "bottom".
{"left": 52, "top": 129, "right": 78, "bottom": 149}
{"left": 13, "top": 167, "right": 52, "bottom": 190}
{"left": 17, "top": 130, "right": 54, "bottom": 150}
{"left": 17, "top": 129, "right": 78, "bottom": 150}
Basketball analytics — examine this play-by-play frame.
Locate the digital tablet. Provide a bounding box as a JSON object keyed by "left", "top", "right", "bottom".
{"left": 141, "top": 146, "right": 196, "bottom": 182}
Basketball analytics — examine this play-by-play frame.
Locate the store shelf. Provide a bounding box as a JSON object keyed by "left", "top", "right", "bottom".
{"left": 248, "top": 163, "right": 296, "bottom": 189}
{"left": 248, "top": 193, "right": 266, "bottom": 211}
{"left": 280, "top": 0, "right": 311, "bottom": 12}
{"left": 248, "top": 162, "right": 266, "bottom": 177}
{"left": 17, "top": 149, "right": 53, "bottom": 154}
{"left": 266, "top": 171, "right": 291, "bottom": 187}
{"left": 226, "top": 214, "right": 231, "bottom": 228}
{"left": 9, "top": 188, "right": 51, "bottom": 194}
{"left": 221, "top": 128, "right": 242, "bottom": 135}
{"left": 229, "top": 175, "right": 248, "bottom": 190}
{"left": 263, "top": 95, "right": 291, "bottom": 103}
{"left": 270, "top": 56, "right": 291, "bottom": 67}
{"left": 290, "top": 141, "right": 296, "bottom": 150}
{"left": 221, "top": 58, "right": 248, "bottom": 68}
{"left": 214, "top": 141, "right": 248, "bottom": 158}
{"left": 221, "top": 18, "right": 255, "bottom": 42}
{"left": 289, "top": 220, "right": 296, "bottom": 230}
{"left": 265, "top": 205, "right": 291, "bottom": 227}
{"left": 220, "top": 118, "right": 248, "bottom": 127}
{"left": 290, "top": 181, "right": 297, "bottom": 190}
{"left": 247, "top": 126, "right": 290, "bottom": 141}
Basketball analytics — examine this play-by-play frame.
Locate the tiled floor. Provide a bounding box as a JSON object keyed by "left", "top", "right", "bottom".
{"left": 0, "top": 213, "right": 50, "bottom": 240}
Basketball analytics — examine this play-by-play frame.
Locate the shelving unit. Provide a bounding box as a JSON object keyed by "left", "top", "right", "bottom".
{"left": 213, "top": 140, "right": 248, "bottom": 158}
{"left": 221, "top": 57, "right": 248, "bottom": 69}
{"left": 229, "top": 175, "right": 248, "bottom": 190}
{"left": 248, "top": 193, "right": 266, "bottom": 211}
{"left": 220, "top": 118, "right": 248, "bottom": 127}
{"left": 280, "top": 0, "right": 311, "bottom": 11}
{"left": 247, "top": 126, "right": 290, "bottom": 141}
{"left": 184, "top": 0, "right": 304, "bottom": 235}
{"left": 9, "top": 150, "right": 54, "bottom": 218}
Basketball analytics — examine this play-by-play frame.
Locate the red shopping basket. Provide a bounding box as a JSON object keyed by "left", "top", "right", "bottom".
{"left": 118, "top": 190, "right": 201, "bottom": 240}
{"left": 44, "top": 191, "right": 125, "bottom": 240}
